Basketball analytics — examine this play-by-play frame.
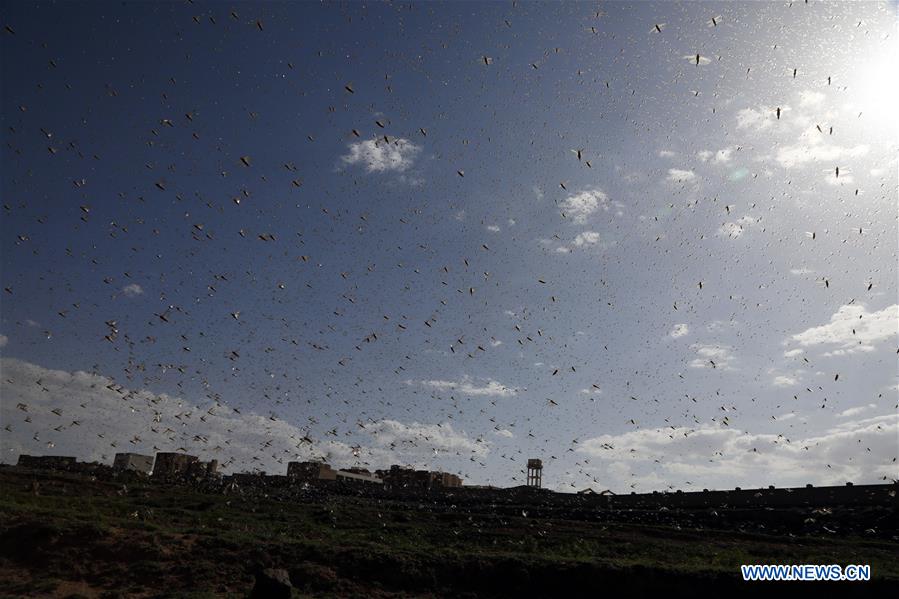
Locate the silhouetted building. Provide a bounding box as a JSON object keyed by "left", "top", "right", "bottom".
{"left": 287, "top": 461, "right": 382, "bottom": 485}
{"left": 526, "top": 459, "right": 543, "bottom": 488}
{"left": 152, "top": 452, "right": 198, "bottom": 479}
{"left": 16, "top": 455, "right": 77, "bottom": 470}
{"left": 113, "top": 453, "right": 154, "bottom": 474}
{"left": 287, "top": 461, "right": 337, "bottom": 481}
{"left": 188, "top": 458, "right": 219, "bottom": 478}
{"left": 377, "top": 465, "right": 461, "bottom": 490}
{"left": 151, "top": 452, "right": 218, "bottom": 480}
{"left": 335, "top": 469, "right": 382, "bottom": 485}
{"left": 436, "top": 471, "right": 463, "bottom": 488}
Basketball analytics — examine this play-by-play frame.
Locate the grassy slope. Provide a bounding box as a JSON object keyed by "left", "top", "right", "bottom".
{"left": 0, "top": 469, "right": 896, "bottom": 597}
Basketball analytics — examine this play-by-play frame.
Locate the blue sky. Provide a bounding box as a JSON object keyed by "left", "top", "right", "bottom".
{"left": 1, "top": 1, "right": 897, "bottom": 492}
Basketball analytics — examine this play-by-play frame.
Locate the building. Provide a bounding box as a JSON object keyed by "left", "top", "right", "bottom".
{"left": 378, "top": 465, "right": 430, "bottom": 490}
{"left": 151, "top": 452, "right": 218, "bottom": 480}
{"left": 152, "top": 452, "right": 198, "bottom": 479}
{"left": 287, "top": 461, "right": 337, "bottom": 481}
{"left": 436, "top": 471, "right": 463, "bottom": 488}
{"left": 526, "top": 459, "right": 543, "bottom": 488}
{"left": 113, "top": 453, "right": 154, "bottom": 475}
{"left": 287, "top": 462, "right": 382, "bottom": 485}
{"left": 335, "top": 468, "right": 382, "bottom": 485}
{"left": 188, "top": 458, "right": 219, "bottom": 478}
{"left": 16, "top": 455, "right": 77, "bottom": 470}
{"left": 377, "top": 465, "right": 462, "bottom": 491}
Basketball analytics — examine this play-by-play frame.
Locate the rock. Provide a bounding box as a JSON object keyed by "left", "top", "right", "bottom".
{"left": 250, "top": 567, "right": 292, "bottom": 598}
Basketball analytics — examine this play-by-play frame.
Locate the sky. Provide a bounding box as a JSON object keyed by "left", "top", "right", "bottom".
{"left": 1, "top": 1, "right": 897, "bottom": 493}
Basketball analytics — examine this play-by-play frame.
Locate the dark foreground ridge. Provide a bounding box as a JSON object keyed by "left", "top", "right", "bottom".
{"left": 1, "top": 465, "right": 897, "bottom": 598}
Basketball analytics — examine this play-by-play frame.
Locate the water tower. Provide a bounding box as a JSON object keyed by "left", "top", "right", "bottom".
{"left": 526, "top": 458, "right": 543, "bottom": 488}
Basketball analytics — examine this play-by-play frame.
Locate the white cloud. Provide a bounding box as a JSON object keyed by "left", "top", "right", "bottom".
{"left": 717, "top": 215, "right": 758, "bottom": 239}
{"left": 658, "top": 150, "right": 676, "bottom": 158}
{"left": 669, "top": 324, "right": 689, "bottom": 339}
{"left": 698, "top": 147, "right": 735, "bottom": 164}
{"left": 418, "top": 375, "right": 517, "bottom": 397}
{"left": 666, "top": 168, "right": 696, "bottom": 183}
{"left": 0, "top": 358, "right": 486, "bottom": 473}
{"left": 572, "top": 231, "right": 600, "bottom": 246}
{"left": 559, "top": 188, "right": 609, "bottom": 224}
{"left": 689, "top": 344, "right": 736, "bottom": 370}
{"left": 492, "top": 428, "right": 514, "bottom": 439}
{"left": 121, "top": 283, "right": 144, "bottom": 298}
{"left": 0, "top": 334, "right": 7, "bottom": 348}
{"left": 776, "top": 138, "right": 869, "bottom": 169}
{"left": 838, "top": 404, "right": 876, "bottom": 419}
{"left": 772, "top": 375, "right": 798, "bottom": 388}
{"left": 737, "top": 90, "right": 871, "bottom": 179}
{"left": 341, "top": 137, "right": 421, "bottom": 173}
{"left": 736, "top": 107, "right": 777, "bottom": 131}
{"left": 577, "top": 415, "right": 898, "bottom": 491}
{"left": 0, "top": 358, "right": 349, "bottom": 471}
{"left": 366, "top": 419, "right": 487, "bottom": 456}
{"left": 788, "top": 304, "right": 897, "bottom": 355}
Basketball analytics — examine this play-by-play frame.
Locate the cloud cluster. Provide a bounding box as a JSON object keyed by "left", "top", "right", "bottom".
{"left": 0, "top": 358, "right": 484, "bottom": 474}
{"left": 121, "top": 283, "right": 144, "bottom": 298}
{"left": 559, "top": 188, "right": 609, "bottom": 224}
{"left": 788, "top": 304, "right": 897, "bottom": 356}
{"left": 366, "top": 420, "right": 487, "bottom": 456}
{"left": 717, "top": 215, "right": 759, "bottom": 239}
{"left": 666, "top": 168, "right": 697, "bottom": 183}
{"left": 697, "top": 146, "right": 736, "bottom": 164}
{"left": 669, "top": 324, "right": 689, "bottom": 339}
{"left": 736, "top": 106, "right": 779, "bottom": 131}
{"left": 572, "top": 231, "right": 601, "bottom": 246}
{"left": 417, "top": 375, "right": 517, "bottom": 397}
{"left": 577, "top": 415, "right": 898, "bottom": 491}
{"left": 689, "top": 343, "right": 736, "bottom": 370}
{"left": 775, "top": 137, "right": 869, "bottom": 169}
{"left": 772, "top": 374, "right": 799, "bottom": 388}
{"left": 734, "top": 91, "right": 871, "bottom": 185}
{"left": 341, "top": 137, "right": 421, "bottom": 173}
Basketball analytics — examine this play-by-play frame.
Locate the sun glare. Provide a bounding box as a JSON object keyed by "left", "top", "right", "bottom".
{"left": 849, "top": 38, "right": 899, "bottom": 130}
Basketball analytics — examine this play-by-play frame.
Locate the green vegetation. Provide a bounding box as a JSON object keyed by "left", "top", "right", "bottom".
{"left": 0, "top": 469, "right": 896, "bottom": 597}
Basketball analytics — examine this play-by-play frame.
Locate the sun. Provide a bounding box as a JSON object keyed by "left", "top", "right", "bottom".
{"left": 847, "top": 37, "right": 899, "bottom": 130}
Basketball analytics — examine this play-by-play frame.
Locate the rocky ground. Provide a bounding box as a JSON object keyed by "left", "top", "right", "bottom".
{"left": 1, "top": 467, "right": 896, "bottom": 597}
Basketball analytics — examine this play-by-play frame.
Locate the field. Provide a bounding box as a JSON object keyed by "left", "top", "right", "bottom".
{"left": 0, "top": 467, "right": 896, "bottom": 597}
